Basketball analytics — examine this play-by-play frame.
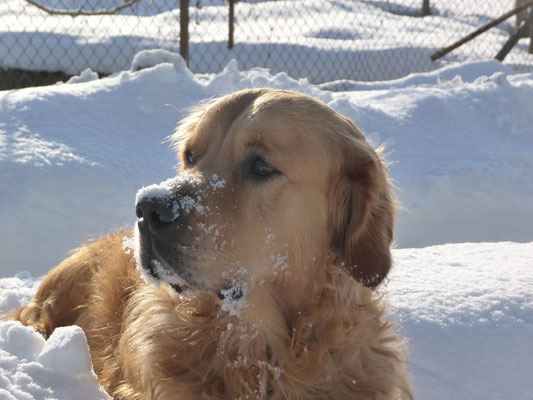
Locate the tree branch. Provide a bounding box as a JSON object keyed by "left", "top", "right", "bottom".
{"left": 23, "top": 0, "right": 142, "bottom": 17}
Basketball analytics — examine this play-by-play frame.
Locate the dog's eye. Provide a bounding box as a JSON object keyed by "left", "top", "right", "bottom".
{"left": 249, "top": 157, "right": 277, "bottom": 179}
{"left": 184, "top": 149, "right": 194, "bottom": 167}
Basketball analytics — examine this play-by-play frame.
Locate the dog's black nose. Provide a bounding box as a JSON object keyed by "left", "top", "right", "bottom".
{"left": 136, "top": 197, "right": 177, "bottom": 232}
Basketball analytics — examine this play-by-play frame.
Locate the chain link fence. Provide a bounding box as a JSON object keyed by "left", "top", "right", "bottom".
{"left": 1, "top": 0, "right": 532, "bottom": 90}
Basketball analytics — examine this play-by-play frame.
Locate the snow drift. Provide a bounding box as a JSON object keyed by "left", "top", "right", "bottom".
{"left": 1, "top": 56, "right": 532, "bottom": 277}
{"left": 0, "top": 52, "right": 532, "bottom": 400}
{"left": 1, "top": 241, "right": 532, "bottom": 399}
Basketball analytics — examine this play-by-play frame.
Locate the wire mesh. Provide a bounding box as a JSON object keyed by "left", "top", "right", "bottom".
{"left": 1, "top": 0, "right": 532, "bottom": 90}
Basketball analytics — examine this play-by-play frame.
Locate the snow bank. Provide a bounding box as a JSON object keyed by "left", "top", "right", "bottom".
{"left": 1, "top": 56, "right": 532, "bottom": 277}
{"left": 0, "top": 322, "right": 110, "bottom": 400}
{"left": 387, "top": 242, "right": 533, "bottom": 399}
{"left": 1, "top": 242, "right": 531, "bottom": 399}
{"left": 0, "top": 274, "right": 110, "bottom": 399}
{"left": 318, "top": 60, "right": 514, "bottom": 91}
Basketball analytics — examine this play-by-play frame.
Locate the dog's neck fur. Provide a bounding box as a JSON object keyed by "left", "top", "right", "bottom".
{"left": 112, "top": 259, "right": 410, "bottom": 400}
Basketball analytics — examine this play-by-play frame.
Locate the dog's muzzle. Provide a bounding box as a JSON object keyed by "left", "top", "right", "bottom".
{"left": 134, "top": 178, "right": 197, "bottom": 290}
{"left": 134, "top": 177, "right": 240, "bottom": 300}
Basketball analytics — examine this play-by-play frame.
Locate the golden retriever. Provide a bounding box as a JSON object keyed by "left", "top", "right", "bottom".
{"left": 14, "top": 88, "right": 412, "bottom": 399}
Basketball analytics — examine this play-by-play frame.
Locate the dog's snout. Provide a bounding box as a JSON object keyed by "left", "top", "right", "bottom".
{"left": 136, "top": 197, "right": 177, "bottom": 232}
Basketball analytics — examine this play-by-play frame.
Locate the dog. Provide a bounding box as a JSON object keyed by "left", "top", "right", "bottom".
{"left": 14, "top": 88, "right": 412, "bottom": 399}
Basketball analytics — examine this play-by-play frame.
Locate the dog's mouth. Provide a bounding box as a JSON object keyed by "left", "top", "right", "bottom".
{"left": 144, "top": 257, "right": 244, "bottom": 302}
{"left": 147, "top": 258, "right": 192, "bottom": 293}
{"left": 136, "top": 228, "right": 199, "bottom": 290}
{"left": 135, "top": 224, "right": 243, "bottom": 301}
{"left": 144, "top": 256, "right": 244, "bottom": 301}
{"left": 134, "top": 213, "right": 195, "bottom": 285}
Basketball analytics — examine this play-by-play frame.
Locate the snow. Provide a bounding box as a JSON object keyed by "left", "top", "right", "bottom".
{"left": 135, "top": 180, "right": 174, "bottom": 207}
{"left": 386, "top": 242, "right": 533, "bottom": 400}
{"left": 66, "top": 68, "right": 99, "bottom": 85}
{"left": 1, "top": 2, "right": 533, "bottom": 397}
{"left": 1, "top": 57, "right": 532, "bottom": 277}
{"left": 130, "top": 49, "right": 190, "bottom": 74}
{"left": 219, "top": 285, "right": 248, "bottom": 318}
{"left": 0, "top": 322, "right": 110, "bottom": 400}
{"left": 135, "top": 175, "right": 208, "bottom": 221}
{"left": 0, "top": 274, "right": 110, "bottom": 398}
{"left": 1, "top": 242, "right": 532, "bottom": 399}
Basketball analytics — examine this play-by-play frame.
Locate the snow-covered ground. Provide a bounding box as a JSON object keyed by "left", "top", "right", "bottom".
{"left": 0, "top": 55, "right": 532, "bottom": 399}
{"left": 2, "top": 241, "right": 532, "bottom": 399}
{"left": 1, "top": 55, "right": 532, "bottom": 276}
{"left": 0, "top": 0, "right": 533, "bottom": 400}
{"left": 0, "top": 318, "right": 111, "bottom": 399}
{"left": 1, "top": 3, "right": 533, "bottom": 397}
{"left": 1, "top": 0, "right": 532, "bottom": 82}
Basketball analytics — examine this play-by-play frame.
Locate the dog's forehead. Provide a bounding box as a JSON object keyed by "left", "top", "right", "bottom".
{"left": 238, "top": 101, "right": 340, "bottom": 155}
{"left": 188, "top": 90, "right": 264, "bottom": 150}
{"left": 186, "top": 90, "right": 345, "bottom": 173}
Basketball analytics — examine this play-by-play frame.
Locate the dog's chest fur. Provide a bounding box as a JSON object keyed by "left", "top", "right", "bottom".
{"left": 80, "top": 245, "right": 402, "bottom": 400}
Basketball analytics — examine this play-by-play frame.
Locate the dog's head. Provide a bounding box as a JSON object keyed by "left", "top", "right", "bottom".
{"left": 135, "top": 89, "right": 395, "bottom": 299}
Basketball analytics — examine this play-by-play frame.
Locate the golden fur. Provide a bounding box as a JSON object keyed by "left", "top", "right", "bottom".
{"left": 14, "top": 89, "right": 412, "bottom": 399}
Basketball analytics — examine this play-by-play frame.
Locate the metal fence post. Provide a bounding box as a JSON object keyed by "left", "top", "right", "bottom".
{"left": 180, "top": 0, "right": 189, "bottom": 66}
{"left": 229, "top": 0, "right": 235, "bottom": 49}
{"left": 422, "top": 0, "right": 430, "bottom": 16}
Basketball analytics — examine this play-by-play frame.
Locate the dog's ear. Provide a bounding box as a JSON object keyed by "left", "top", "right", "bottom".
{"left": 329, "top": 124, "right": 395, "bottom": 287}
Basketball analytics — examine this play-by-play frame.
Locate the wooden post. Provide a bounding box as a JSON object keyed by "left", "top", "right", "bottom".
{"left": 516, "top": 0, "right": 528, "bottom": 28}
{"left": 495, "top": 19, "right": 529, "bottom": 60}
{"left": 180, "top": 0, "right": 189, "bottom": 67}
{"left": 516, "top": 0, "right": 532, "bottom": 38}
{"left": 422, "top": 0, "right": 430, "bottom": 16}
{"left": 431, "top": 0, "right": 533, "bottom": 61}
{"left": 228, "top": 0, "right": 235, "bottom": 49}
{"left": 495, "top": 8, "right": 533, "bottom": 60}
